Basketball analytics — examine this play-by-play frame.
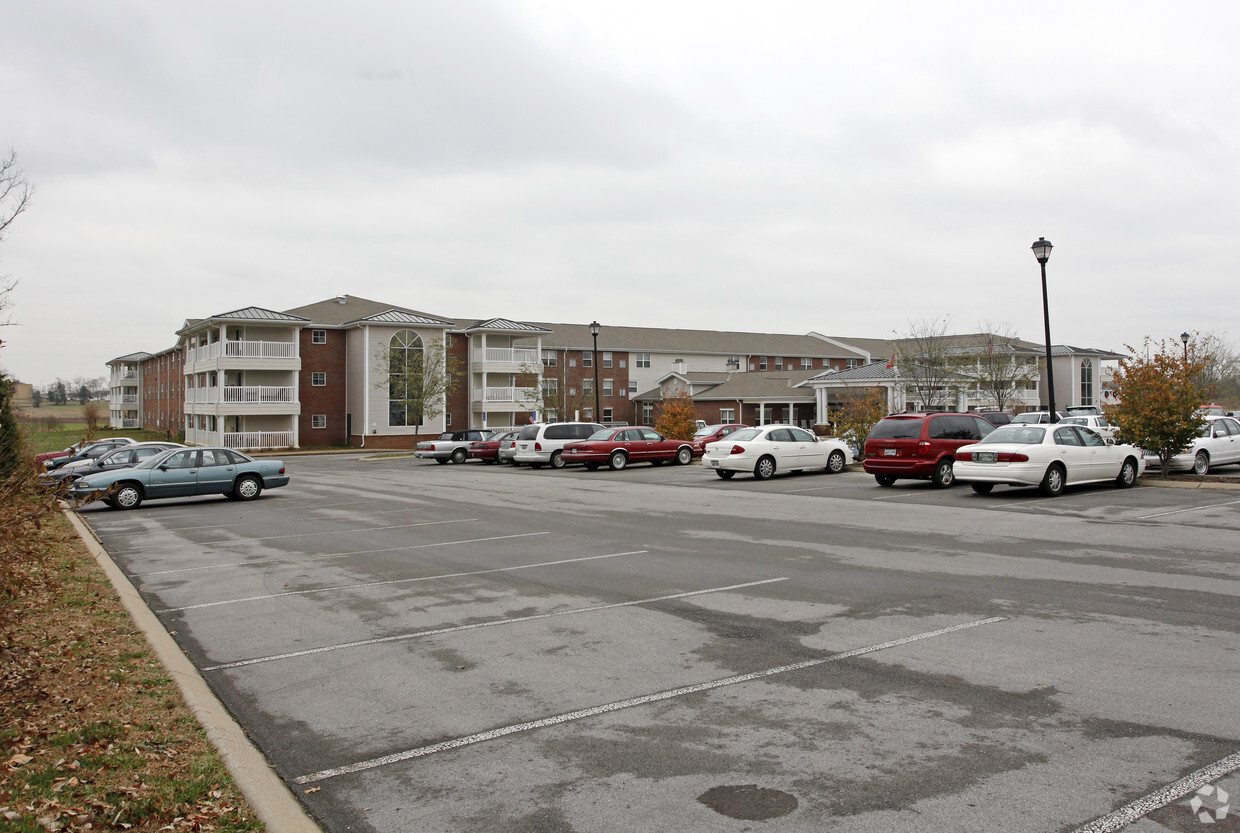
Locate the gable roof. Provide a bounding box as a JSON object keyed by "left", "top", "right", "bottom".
{"left": 176, "top": 307, "right": 309, "bottom": 334}
{"left": 465, "top": 318, "right": 553, "bottom": 334}
{"left": 284, "top": 295, "right": 452, "bottom": 328}
{"left": 346, "top": 309, "right": 455, "bottom": 327}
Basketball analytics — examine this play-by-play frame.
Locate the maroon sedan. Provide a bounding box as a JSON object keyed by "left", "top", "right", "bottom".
{"left": 468, "top": 430, "right": 520, "bottom": 464}
{"left": 562, "top": 427, "right": 694, "bottom": 470}
{"left": 690, "top": 423, "right": 748, "bottom": 456}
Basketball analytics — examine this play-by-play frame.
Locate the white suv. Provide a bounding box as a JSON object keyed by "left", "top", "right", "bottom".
{"left": 512, "top": 422, "right": 605, "bottom": 469}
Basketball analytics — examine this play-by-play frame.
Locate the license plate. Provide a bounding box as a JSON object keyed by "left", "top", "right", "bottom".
{"left": 976, "top": 451, "right": 996, "bottom": 463}
{"left": 883, "top": 448, "right": 897, "bottom": 456}
{"left": 709, "top": 459, "right": 719, "bottom": 467}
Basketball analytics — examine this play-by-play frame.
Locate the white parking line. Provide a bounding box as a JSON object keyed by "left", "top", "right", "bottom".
{"left": 162, "top": 548, "right": 649, "bottom": 611}
{"left": 201, "top": 577, "right": 790, "bottom": 671}
{"left": 148, "top": 506, "right": 435, "bottom": 533}
{"left": 114, "top": 518, "right": 476, "bottom": 554}
{"left": 1137, "top": 498, "right": 1240, "bottom": 520}
{"left": 1071, "top": 750, "right": 1240, "bottom": 832}
{"left": 292, "top": 616, "right": 1006, "bottom": 784}
{"left": 134, "top": 531, "right": 551, "bottom": 577}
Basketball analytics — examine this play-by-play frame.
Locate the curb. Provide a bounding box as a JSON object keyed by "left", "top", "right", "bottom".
{"left": 62, "top": 510, "right": 324, "bottom": 833}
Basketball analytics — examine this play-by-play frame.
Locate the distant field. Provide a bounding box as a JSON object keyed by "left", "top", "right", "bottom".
{"left": 16, "top": 404, "right": 170, "bottom": 454}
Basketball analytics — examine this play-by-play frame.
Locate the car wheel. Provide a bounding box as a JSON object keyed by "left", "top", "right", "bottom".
{"left": 1116, "top": 458, "right": 1138, "bottom": 488}
{"left": 931, "top": 459, "right": 955, "bottom": 488}
{"left": 754, "top": 456, "right": 776, "bottom": 480}
{"left": 109, "top": 483, "right": 143, "bottom": 510}
{"left": 970, "top": 483, "right": 994, "bottom": 495}
{"left": 232, "top": 475, "right": 262, "bottom": 501}
{"left": 609, "top": 451, "right": 628, "bottom": 471}
{"left": 675, "top": 447, "right": 693, "bottom": 465}
{"left": 1193, "top": 451, "right": 1210, "bottom": 475}
{"left": 584, "top": 462, "right": 600, "bottom": 471}
{"left": 435, "top": 458, "right": 449, "bottom": 465}
{"left": 875, "top": 474, "right": 896, "bottom": 487}
{"left": 715, "top": 469, "right": 735, "bottom": 479}
{"left": 1039, "top": 464, "right": 1065, "bottom": 497}
{"left": 826, "top": 450, "right": 846, "bottom": 474}
{"left": 451, "top": 448, "right": 467, "bottom": 464}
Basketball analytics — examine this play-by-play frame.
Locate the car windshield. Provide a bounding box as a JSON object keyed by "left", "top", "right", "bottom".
{"left": 132, "top": 448, "right": 182, "bottom": 470}
{"left": 726, "top": 428, "right": 763, "bottom": 442}
{"left": 979, "top": 425, "right": 1046, "bottom": 444}
{"left": 585, "top": 428, "right": 616, "bottom": 440}
{"left": 693, "top": 425, "right": 723, "bottom": 438}
{"left": 1011, "top": 413, "right": 1044, "bottom": 424}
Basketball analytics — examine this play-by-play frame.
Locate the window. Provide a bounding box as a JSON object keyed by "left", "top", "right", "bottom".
{"left": 759, "top": 357, "right": 768, "bottom": 371}
{"left": 312, "top": 415, "right": 326, "bottom": 429}
{"left": 801, "top": 358, "right": 812, "bottom": 369}
{"left": 583, "top": 352, "right": 593, "bottom": 368}
{"left": 602, "top": 352, "right": 613, "bottom": 368}
{"left": 542, "top": 379, "right": 558, "bottom": 398}
{"left": 583, "top": 408, "right": 594, "bottom": 420}
{"left": 720, "top": 408, "right": 736, "bottom": 423}
{"left": 619, "top": 359, "right": 626, "bottom": 368}
{"left": 312, "top": 330, "right": 327, "bottom": 344}
{"left": 1080, "top": 359, "right": 1093, "bottom": 406}
{"left": 445, "top": 412, "right": 452, "bottom": 426}
{"left": 775, "top": 357, "right": 783, "bottom": 370}
{"left": 542, "top": 350, "right": 557, "bottom": 367}
{"left": 635, "top": 353, "right": 651, "bottom": 368}
{"left": 312, "top": 372, "right": 326, "bottom": 386}
{"left": 583, "top": 379, "right": 594, "bottom": 395}
{"left": 602, "top": 379, "right": 613, "bottom": 396}
{"left": 642, "top": 404, "right": 654, "bottom": 423}
{"left": 602, "top": 407, "right": 613, "bottom": 422}
{"left": 388, "top": 330, "right": 425, "bottom": 427}
{"left": 569, "top": 358, "right": 577, "bottom": 367}
{"left": 846, "top": 359, "right": 860, "bottom": 369}
{"left": 629, "top": 380, "right": 638, "bottom": 395}
{"left": 726, "top": 356, "right": 740, "bottom": 369}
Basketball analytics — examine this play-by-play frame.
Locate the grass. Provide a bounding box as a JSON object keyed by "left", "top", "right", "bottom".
{"left": 0, "top": 510, "right": 266, "bottom": 832}
{"left": 16, "top": 411, "right": 172, "bottom": 456}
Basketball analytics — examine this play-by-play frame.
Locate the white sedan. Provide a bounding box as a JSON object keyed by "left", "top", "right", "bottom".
{"left": 1143, "top": 415, "right": 1240, "bottom": 474}
{"left": 702, "top": 424, "right": 853, "bottom": 480}
{"left": 953, "top": 423, "right": 1145, "bottom": 496}
{"left": 1057, "top": 414, "right": 1116, "bottom": 439}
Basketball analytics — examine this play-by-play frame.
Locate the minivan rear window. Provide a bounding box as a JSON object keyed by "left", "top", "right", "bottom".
{"left": 867, "top": 418, "right": 922, "bottom": 440}
{"left": 518, "top": 425, "right": 541, "bottom": 440}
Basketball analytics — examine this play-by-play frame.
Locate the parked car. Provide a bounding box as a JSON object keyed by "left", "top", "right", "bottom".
{"left": 1057, "top": 414, "right": 1116, "bottom": 440}
{"left": 43, "top": 438, "right": 139, "bottom": 471}
{"left": 41, "top": 442, "right": 185, "bottom": 489}
{"left": 414, "top": 429, "right": 494, "bottom": 464}
{"left": 1198, "top": 403, "right": 1228, "bottom": 417}
{"left": 1143, "top": 415, "right": 1240, "bottom": 474}
{"left": 976, "top": 411, "right": 1013, "bottom": 426}
{"left": 562, "top": 426, "right": 694, "bottom": 470}
{"left": 512, "top": 422, "right": 605, "bottom": 469}
{"left": 497, "top": 431, "right": 521, "bottom": 465}
{"left": 1063, "top": 405, "right": 1103, "bottom": 417}
{"left": 69, "top": 447, "right": 289, "bottom": 510}
{"left": 1010, "top": 412, "right": 1061, "bottom": 425}
{"left": 954, "top": 423, "right": 1145, "bottom": 496}
{"left": 34, "top": 437, "right": 135, "bottom": 467}
{"left": 690, "top": 423, "right": 748, "bottom": 456}
{"left": 467, "top": 430, "right": 520, "bottom": 464}
{"left": 862, "top": 412, "right": 995, "bottom": 488}
{"left": 703, "top": 424, "right": 853, "bottom": 480}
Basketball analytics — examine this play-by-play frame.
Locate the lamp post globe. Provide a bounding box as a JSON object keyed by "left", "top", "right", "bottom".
{"left": 1180, "top": 331, "right": 1191, "bottom": 361}
{"left": 589, "top": 321, "right": 601, "bottom": 421}
{"left": 1031, "top": 238, "right": 1057, "bottom": 422}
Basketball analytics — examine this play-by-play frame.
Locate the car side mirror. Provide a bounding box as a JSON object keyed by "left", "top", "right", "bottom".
{"left": 158, "top": 464, "right": 169, "bottom": 471}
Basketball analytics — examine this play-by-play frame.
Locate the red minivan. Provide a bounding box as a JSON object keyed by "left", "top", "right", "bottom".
{"left": 863, "top": 412, "right": 995, "bottom": 488}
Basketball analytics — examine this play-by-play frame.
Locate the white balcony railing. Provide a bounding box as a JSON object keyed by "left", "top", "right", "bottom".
{"left": 185, "top": 386, "right": 296, "bottom": 405}
{"left": 110, "top": 394, "right": 139, "bottom": 406}
{"left": 187, "top": 340, "right": 298, "bottom": 364}
{"left": 478, "top": 386, "right": 536, "bottom": 403}
{"left": 111, "top": 370, "right": 138, "bottom": 383}
{"left": 223, "top": 431, "right": 294, "bottom": 451}
{"left": 121, "top": 418, "right": 141, "bottom": 429}
{"left": 481, "top": 347, "right": 540, "bottom": 365}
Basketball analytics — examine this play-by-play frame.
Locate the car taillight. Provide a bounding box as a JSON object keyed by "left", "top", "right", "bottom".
{"left": 1000, "top": 453, "right": 1029, "bottom": 462}
{"left": 729, "top": 445, "right": 746, "bottom": 455}
{"left": 917, "top": 441, "right": 932, "bottom": 456}
{"left": 535, "top": 441, "right": 543, "bottom": 451}
{"left": 279, "top": 467, "right": 286, "bottom": 474}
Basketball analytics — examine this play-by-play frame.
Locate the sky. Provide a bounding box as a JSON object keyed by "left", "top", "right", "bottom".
{"left": 3, "top": 1, "right": 1238, "bottom": 386}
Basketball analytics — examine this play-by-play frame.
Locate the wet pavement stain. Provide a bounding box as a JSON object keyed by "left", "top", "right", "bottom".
{"left": 697, "top": 784, "right": 799, "bottom": 820}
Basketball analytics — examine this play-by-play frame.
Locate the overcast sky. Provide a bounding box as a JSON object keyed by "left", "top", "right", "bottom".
{"left": 3, "top": 1, "right": 1238, "bottom": 386}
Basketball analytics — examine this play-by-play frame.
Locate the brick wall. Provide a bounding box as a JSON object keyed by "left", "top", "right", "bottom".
{"left": 299, "top": 328, "right": 348, "bottom": 447}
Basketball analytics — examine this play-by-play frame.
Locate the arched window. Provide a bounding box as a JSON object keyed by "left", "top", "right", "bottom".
{"left": 1080, "top": 358, "right": 1093, "bottom": 406}
{"left": 388, "top": 330, "right": 425, "bottom": 427}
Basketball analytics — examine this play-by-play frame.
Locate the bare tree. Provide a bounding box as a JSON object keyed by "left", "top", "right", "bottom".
{"left": 1, "top": 149, "right": 35, "bottom": 330}
{"left": 371, "top": 334, "right": 459, "bottom": 440}
{"left": 966, "top": 322, "right": 1040, "bottom": 412}
{"left": 1185, "top": 330, "right": 1240, "bottom": 403}
{"left": 892, "top": 316, "right": 961, "bottom": 411}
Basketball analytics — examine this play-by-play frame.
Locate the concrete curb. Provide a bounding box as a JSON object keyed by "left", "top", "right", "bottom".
{"left": 63, "top": 510, "right": 323, "bottom": 833}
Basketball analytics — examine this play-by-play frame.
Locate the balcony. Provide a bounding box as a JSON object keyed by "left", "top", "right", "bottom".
{"left": 474, "top": 386, "right": 536, "bottom": 404}
{"left": 186, "top": 386, "right": 297, "bottom": 406}
{"left": 110, "top": 394, "right": 139, "bottom": 406}
{"left": 186, "top": 340, "right": 298, "bottom": 366}
{"left": 222, "top": 431, "right": 295, "bottom": 451}
{"left": 475, "top": 347, "right": 540, "bottom": 367}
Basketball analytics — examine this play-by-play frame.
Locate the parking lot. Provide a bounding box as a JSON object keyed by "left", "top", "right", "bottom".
{"left": 77, "top": 455, "right": 1240, "bottom": 833}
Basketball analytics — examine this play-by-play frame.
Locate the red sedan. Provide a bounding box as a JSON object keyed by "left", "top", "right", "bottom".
{"left": 690, "top": 423, "right": 748, "bottom": 456}
{"left": 468, "top": 431, "right": 520, "bottom": 464}
{"left": 562, "top": 427, "right": 694, "bottom": 470}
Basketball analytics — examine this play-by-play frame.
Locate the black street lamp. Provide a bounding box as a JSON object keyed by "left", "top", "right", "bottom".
{"left": 1180, "top": 331, "right": 1191, "bottom": 361}
{"left": 589, "top": 320, "right": 601, "bottom": 421}
{"left": 1032, "top": 237, "right": 1057, "bottom": 422}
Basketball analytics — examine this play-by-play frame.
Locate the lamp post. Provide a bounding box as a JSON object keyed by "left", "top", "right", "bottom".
{"left": 1031, "top": 237, "right": 1057, "bottom": 422}
{"left": 589, "top": 320, "right": 601, "bottom": 421}
{"left": 1180, "top": 331, "right": 1190, "bottom": 361}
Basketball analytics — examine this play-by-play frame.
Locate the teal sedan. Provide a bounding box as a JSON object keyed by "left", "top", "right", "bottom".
{"left": 69, "top": 447, "right": 289, "bottom": 510}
